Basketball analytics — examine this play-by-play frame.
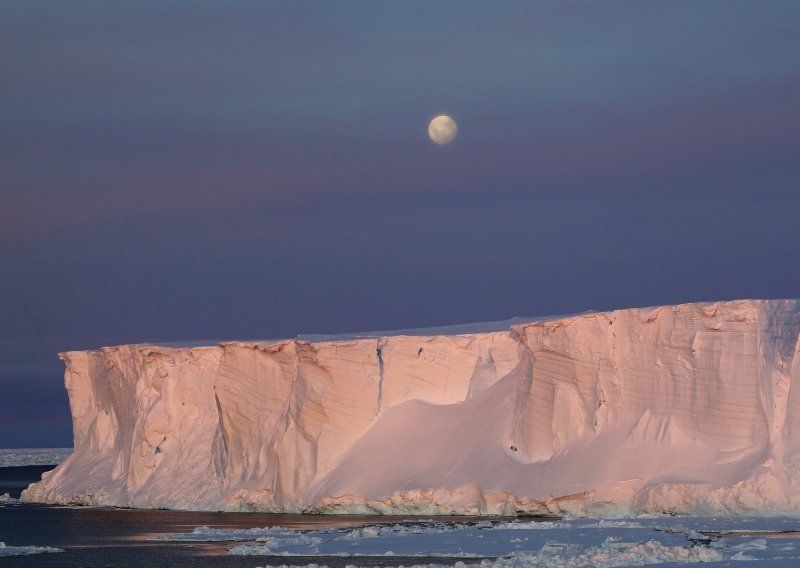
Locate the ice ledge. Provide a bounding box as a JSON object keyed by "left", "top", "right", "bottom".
{"left": 58, "top": 298, "right": 788, "bottom": 355}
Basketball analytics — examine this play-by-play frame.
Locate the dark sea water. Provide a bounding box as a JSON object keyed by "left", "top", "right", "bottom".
{"left": 0, "top": 466, "right": 56, "bottom": 499}
{"left": 0, "top": 466, "right": 483, "bottom": 567}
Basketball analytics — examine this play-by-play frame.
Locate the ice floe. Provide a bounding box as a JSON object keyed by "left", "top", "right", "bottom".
{"left": 0, "top": 542, "right": 63, "bottom": 557}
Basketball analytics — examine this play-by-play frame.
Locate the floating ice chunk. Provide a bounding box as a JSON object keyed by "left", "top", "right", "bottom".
{"left": 338, "top": 522, "right": 480, "bottom": 539}
{"left": 492, "top": 521, "right": 565, "bottom": 530}
{"left": 229, "top": 533, "right": 323, "bottom": 556}
{"left": 0, "top": 542, "right": 64, "bottom": 557}
{"left": 151, "top": 525, "right": 297, "bottom": 542}
{"left": 729, "top": 538, "right": 768, "bottom": 552}
{"left": 253, "top": 565, "right": 330, "bottom": 568}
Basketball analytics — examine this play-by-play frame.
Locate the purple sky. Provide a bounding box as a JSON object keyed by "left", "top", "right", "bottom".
{"left": 1, "top": 1, "right": 799, "bottom": 447}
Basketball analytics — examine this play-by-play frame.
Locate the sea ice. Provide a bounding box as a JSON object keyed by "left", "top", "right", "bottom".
{"left": 154, "top": 515, "right": 800, "bottom": 565}
{"left": 477, "top": 538, "right": 724, "bottom": 567}
{"left": 151, "top": 525, "right": 297, "bottom": 542}
{"left": 0, "top": 448, "right": 72, "bottom": 467}
{"left": 0, "top": 542, "right": 64, "bottom": 557}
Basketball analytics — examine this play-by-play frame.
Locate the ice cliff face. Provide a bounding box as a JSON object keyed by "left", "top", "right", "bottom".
{"left": 22, "top": 299, "right": 800, "bottom": 516}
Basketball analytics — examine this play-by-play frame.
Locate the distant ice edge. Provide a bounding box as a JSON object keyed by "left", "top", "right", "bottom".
{"left": 21, "top": 299, "right": 800, "bottom": 516}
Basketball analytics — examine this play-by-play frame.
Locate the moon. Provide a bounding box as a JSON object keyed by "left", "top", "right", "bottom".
{"left": 428, "top": 115, "right": 458, "bottom": 144}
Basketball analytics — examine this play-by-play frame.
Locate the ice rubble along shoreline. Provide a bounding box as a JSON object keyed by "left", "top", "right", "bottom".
{"left": 21, "top": 299, "right": 800, "bottom": 516}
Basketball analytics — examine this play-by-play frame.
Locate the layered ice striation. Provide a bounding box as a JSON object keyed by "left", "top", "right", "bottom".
{"left": 21, "top": 299, "right": 800, "bottom": 515}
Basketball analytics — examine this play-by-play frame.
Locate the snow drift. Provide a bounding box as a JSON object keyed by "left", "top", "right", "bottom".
{"left": 21, "top": 299, "right": 800, "bottom": 515}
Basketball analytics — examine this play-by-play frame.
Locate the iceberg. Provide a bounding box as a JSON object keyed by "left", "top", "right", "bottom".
{"left": 21, "top": 299, "right": 800, "bottom": 515}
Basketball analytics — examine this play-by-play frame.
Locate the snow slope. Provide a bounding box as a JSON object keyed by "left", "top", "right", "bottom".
{"left": 21, "top": 299, "right": 800, "bottom": 515}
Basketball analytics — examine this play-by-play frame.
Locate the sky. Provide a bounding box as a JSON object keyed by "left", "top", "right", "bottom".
{"left": 1, "top": 1, "right": 799, "bottom": 447}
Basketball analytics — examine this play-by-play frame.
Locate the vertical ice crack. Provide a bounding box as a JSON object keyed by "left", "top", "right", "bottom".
{"left": 509, "top": 326, "right": 535, "bottom": 451}
{"left": 212, "top": 392, "right": 229, "bottom": 481}
{"left": 375, "top": 338, "right": 385, "bottom": 417}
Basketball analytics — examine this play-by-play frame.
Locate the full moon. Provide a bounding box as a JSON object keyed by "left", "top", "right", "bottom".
{"left": 428, "top": 115, "right": 458, "bottom": 144}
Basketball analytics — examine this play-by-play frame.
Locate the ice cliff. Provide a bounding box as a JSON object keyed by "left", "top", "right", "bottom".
{"left": 22, "top": 299, "right": 800, "bottom": 516}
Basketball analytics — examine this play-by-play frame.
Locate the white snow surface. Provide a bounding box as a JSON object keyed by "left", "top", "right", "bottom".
{"left": 21, "top": 299, "right": 800, "bottom": 515}
{"left": 0, "top": 448, "right": 72, "bottom": 467}
{"left": 0, "top": 542, "right": 63, "bottom": 557}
